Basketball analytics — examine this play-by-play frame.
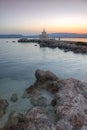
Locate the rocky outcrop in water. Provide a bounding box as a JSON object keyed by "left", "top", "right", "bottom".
{"left": 25, "top": 69, "right": 87, "bottom": 130}
{"left": 0, "top": 99, "right": 8, "bottom": 118}
{"left": 35, "top": 69, "right": 58, "bottom": 82}
{"left": 2, "top": 69, "right": 87, "bottom": 130}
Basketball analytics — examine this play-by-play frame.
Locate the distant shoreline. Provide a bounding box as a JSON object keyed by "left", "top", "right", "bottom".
{"left": 0, "top": 33, "right": 87, "bottom": 39}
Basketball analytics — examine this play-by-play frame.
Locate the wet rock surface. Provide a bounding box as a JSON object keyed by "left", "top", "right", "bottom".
{"left": 2, "top": 69, "right": 87, "bottom": 130}
{"left": 26, "top": 107, "right": 54, "bottom": 130}
{"left": 2, "top": 112, "right": 28, "bottom": 130}
{"left": 0, "top": 99, "right": 8, "bottom": 118}
{"left": 35, "top": 69, "right": 58, "bottom": 82}
{"left": 25, "top": 70, "right": 87, "bottom": 130}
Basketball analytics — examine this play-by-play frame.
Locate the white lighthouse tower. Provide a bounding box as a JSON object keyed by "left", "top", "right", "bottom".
{"left": 40, "top": 29, "right": 48, "bottom": 40}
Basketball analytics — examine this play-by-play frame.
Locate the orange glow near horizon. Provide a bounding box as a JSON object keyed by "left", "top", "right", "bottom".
{"left": 41, "top": 17, "right": 87, "bottom": 34}
{"left": 47, "top": 25, "right": 87, "bottom": 34}
{"left": 0, "top": 0, "right": 87, "bottom": 34}
{"left": 0, "top": 14, "right": 87, "bottom": 34}
{"left": 1, "top": 21, "right": 87, "bottom": 34}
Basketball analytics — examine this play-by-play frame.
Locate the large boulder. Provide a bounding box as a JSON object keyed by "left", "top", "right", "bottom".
{"left": 25, "top": 70, "right": 61, "bottom": 97}
{"left": 0, "top": 99, "right": 8, "bottom": 118}
{"left": 35, "top": 69, "right": 58, "bottom": 82}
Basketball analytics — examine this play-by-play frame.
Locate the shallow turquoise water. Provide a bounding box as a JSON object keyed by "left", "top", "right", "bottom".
{"left": 0, "top": 38, "right": 87, "bottom": 127}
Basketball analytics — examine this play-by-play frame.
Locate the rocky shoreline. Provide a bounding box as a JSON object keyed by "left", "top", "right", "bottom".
{"left": 1, "top": 69, "right": 87, "bottom": 130}
{"left": 18, "top": 38, "right": 87, "bottom": 54}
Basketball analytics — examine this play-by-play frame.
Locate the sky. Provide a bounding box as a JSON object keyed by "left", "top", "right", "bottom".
{"left": 0, "top": 0, "right": 87, "bottom": 35}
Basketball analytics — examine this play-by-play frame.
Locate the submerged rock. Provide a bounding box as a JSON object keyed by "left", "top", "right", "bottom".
{"left": 0, "top": 99, "right": 8, "bottom": 118}
{"left": 10, "top": 93, "right": 18, "bottom": 102}
{"left": 2, "top": 112, "right": 28, "bottom": 130}
{"left": 12, "top": 41, "right": 16, "bottom": 43}
{"left": 31, "top": 95, "right": 48, "bottom": 107}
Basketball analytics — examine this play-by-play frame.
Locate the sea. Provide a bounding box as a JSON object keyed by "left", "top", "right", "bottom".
{"left": 0, "top": 38, "right": 87, "bottom": 127}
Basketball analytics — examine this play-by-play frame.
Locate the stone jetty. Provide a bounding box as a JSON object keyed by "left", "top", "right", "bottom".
{"left": 18, "top": 38, "right": 87, "bottom": 54}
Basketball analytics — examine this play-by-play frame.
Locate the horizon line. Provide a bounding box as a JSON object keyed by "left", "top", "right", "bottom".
{"left": 0, "top": 32, "right": 87, "bottom": 35}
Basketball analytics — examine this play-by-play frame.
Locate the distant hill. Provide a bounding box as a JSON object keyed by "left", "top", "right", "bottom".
{"left": 0, "top": 34, "right": 39, "bottom": 38}
{"left": 48, "top": 33, "right": 87, "bottom": 38}
{"left": 0, "top": 34, "right": 23, "bottom": 38}
{"left": 0, "top": 33, "right": 87, "bottom": 38}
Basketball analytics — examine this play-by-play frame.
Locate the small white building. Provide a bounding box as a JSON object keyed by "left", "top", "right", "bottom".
{"left": 40, "top": 29, "right": 49, "bottom": 40}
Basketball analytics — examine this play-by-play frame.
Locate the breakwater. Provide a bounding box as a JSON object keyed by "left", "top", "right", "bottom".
{"left": 18, "top": 38, "right": 87, "bottom": 54}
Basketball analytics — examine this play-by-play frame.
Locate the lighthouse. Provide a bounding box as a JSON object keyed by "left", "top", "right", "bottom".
{"left": 40, "top": 29, "right": 49, "bottom": 40}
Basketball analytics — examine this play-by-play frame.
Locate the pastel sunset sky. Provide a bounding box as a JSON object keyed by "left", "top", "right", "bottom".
{"left": 0, "top": 0, "right": 87, "bottom": 34}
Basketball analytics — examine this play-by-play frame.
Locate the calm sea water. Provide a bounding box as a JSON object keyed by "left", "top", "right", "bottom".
{"left": 0, "top": 38, "right": 87, "bottom": 127}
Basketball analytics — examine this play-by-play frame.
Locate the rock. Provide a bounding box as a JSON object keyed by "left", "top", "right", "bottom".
{"left": 55, "top": 120, "right": 72, "bottom": 130}
{"left": 51, "top": 98, "right": 57, "bottom": 107}
{"left": 26, "top": 85, "right": 35, "bottom": 94}
{"left": 64, "top": 49, "right": 69, "bottom": 52}
{"left": 55, "top": 78, "right": 87, "bottom": 129}
{"left": 0, "top": 99, "right": 8, "bottom": 118}
{"left": 69, "top": 113, "right": 85, "bottom": 129}
{"left": 26, "top": 107, "right": 54, "bottom": 130}
{"left": 24, "top": 70, "right": 87, "bottom": 129}
{"left": 18, "top": 38, "right": 40, "bottom": 43}
{"left": 40, "top": 42, "right": 48, "bottom": 47}
{"left": 31, "top": 95, "right": 47, "bottom": 107}
{"left": 10, "top": 94, "right": 18, "bottom": 102}
{"left": 12, "top": 41, "right": 16, "bottom": 43}
{"left": 3, "top": 107, "right": 55, "bottom": 130}
{"left": 44, "top": 81, "right": 62, "bottom": 94}
{"left": 35, "top": 69, "right": 58, "bottom": 82}
{"left": 3, "top": 112, "right": 28, "bottom": 130}
{"left": 82, "top": 92, "right": 87, "bottom": 99}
